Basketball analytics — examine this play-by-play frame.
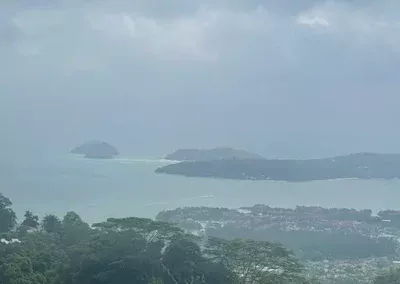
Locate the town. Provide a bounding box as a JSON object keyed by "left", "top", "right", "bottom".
{"left": 157, "top": 205, "right": 400, "bottom": 283}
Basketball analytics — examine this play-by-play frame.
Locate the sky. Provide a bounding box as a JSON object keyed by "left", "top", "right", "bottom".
{"left": 1, "top": 0, "right": 400, "bottom": 158}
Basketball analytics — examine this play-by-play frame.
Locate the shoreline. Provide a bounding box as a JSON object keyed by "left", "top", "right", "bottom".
{"left": 154, "top": 171, "right": 400, "bottom": 183}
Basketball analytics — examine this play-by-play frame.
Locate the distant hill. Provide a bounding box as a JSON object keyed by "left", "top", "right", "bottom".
{"left": 71, "top": 141, "right": 119, "bottom": 159}
{"left": 156, "top": 152, "right": 400, "bottom": 181}
{"left": 164, "top": 147, "right": 265, "bottom": 161}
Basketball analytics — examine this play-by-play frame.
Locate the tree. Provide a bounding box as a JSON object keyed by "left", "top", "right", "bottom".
{"left": 0, "top": 206, "right": 321, "bottom": 284}
{"left": 22, "top": 211, "right": 40, "bottom": 229}
{"left": 161, "top": 235, "right": 233, "bottom": 284}
{"left": 148, "top": 278, "right": 164, "bottom": 284}
{"left": 91, "top": 217, "right": 184, "bottom": 241}
{"left": 61, "top": 211, "right": 90, "bottom": 246}
{"left": 63, "top": 217, "right": 234, "bottom": 284}
{"left": 374, "top": 267, "right": 400, "bottom": 284}
{"left": 0, "top": 254, "right": 47, "bottom": 284}
{"left": 0, "top": 193, "right": 17, "bottom": 233}
{"left": 0, "top": 230, "right": 67, "bottom": 284}
{"left": 77, "top": 217, "right": 186, "bottom": 284}
{"left": 205, "top": 237, "right": 307, "bottom": 284}
{"left": 41, "top": 214, "right": 62, "bottom": 234}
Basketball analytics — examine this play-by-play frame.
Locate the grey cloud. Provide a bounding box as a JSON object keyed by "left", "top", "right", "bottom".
{"left": 1, "top": 0, "right": 400, "bottom": 158}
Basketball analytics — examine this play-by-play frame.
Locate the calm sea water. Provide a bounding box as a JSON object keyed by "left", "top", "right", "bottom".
{"left": 0, "top": 154, "right": 398, "bottom": 223}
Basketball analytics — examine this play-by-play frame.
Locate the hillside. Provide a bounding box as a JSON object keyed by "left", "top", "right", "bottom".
{"left": 71, "top": 141, "right": 119, "bottom": 159}
{"left": 164, "top": 147, "right": 265, "bottom": 161}
{"left": 156, "top": 152, "right": 400, "bottom": 181}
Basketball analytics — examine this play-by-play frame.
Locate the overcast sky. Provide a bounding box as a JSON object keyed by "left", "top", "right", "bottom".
{"left": 1, "top": 0, "right": 400, "bottom": 158}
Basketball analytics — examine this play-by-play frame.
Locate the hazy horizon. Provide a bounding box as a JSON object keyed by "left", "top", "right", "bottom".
{"left": 1, "top": 0, "right": 400, "bottom": 159}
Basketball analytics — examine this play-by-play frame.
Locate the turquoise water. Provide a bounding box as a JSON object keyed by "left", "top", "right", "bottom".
{"left": 0, "top": 154, "right": 398, "bottom": 223}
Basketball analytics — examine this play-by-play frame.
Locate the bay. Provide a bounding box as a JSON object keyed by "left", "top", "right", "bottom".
{"left": 0, "top": 154, "right": 397, "bottom": 223}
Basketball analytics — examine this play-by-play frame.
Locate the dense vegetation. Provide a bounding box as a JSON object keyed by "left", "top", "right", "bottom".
{"left": 164, "top": 148, "right": 265, "bottom": 162}
{"left": 1, "top": 193, "right": 399, "bottom": 284}
{"left": 157, "top": 205, "right": 376, "bottom": 223}
{"left": 70, "top": 141, "right": 119, "bottom": 159}
{"left": 206, "top": 226, "right": 397, "bottom": 261}
{"left": 373, "top": 268, "right": 400, "bottom": 284}
{"left": 156, "top": 152, "right": 400, "bottom": 181}
{"left": 0, "top": 193, "right": 315, "bottom": 284}
{"left": 243, "top": 205, "right": 375, "bottom": 222}
{"left": 378, "top": 210, "right": 400, "bottom": 226}
{"left": 157, "top": 206, "right": 398, "bottom": 261}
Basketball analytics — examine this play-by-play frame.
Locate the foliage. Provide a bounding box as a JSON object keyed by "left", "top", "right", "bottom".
{"left": 0, "top": 193, "right": 17, "bottom": 233}
{"left": 164, "top": 148, "right": 265, "bottom": 162}
{"left": 61, "top": 211, "right": 90, "bottom": 246}
{"left": 373, "top": 268, "right": 400, "bottom": 284}
{"left": 206, "top": 225, "right": 397, "bottom": 260}
{"left": 0, "top": 192, "right": 329, "bottom": 284}
{"left": 41, "top": 214, "right": 62, "bottom": 234}
{"left": 205, "top": 237, "right": 307, "bottom": 284}
{"left": 22, "top": 211, "right": 40, "bottom": 229}
{"left": 158, "top": 206, "right": 397, "bottom": 261}
{"left": 0, "top": 231, "right": 67, "bottom": 284}
{"left": 155, "top": 152, "right": 400, "bottom": 181}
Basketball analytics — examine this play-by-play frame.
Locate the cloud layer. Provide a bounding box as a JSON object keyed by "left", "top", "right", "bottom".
{"left": 1, "top": 0, "right": 400, "bottom": 158}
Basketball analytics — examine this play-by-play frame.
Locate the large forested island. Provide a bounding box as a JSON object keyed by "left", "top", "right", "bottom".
{"left": 70, "top": 141, "right": 119, "bottom": 159}
{"left": 155, "top": 152, "right": 400, "bottom": 181}
{"left": 163, "top": 147, "right": 265, "bottom": 161}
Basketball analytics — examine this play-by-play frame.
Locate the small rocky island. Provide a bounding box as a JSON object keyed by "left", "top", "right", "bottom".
{"left": 70, "top": 141, "right": 119, "bottom": 159}
{"left": 155, "top": 152, "right": 400, "bottom": 181}
{"left": 164, "top": 147, "right": 265, "bottom": 161}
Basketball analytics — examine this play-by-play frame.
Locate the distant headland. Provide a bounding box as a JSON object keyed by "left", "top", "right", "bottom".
{"left": 163, "top": 147, "right": 265, "bottom": 161}
{"left": 156, "top": 152, "right": 400, "bottom": 182}
{"left": 70, "top": 141, "right": 119, "bottom": 159}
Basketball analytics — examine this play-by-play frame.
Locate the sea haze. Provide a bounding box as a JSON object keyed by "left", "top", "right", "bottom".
{"left": 0, "top": 154, "right": 398, "bottom": 223}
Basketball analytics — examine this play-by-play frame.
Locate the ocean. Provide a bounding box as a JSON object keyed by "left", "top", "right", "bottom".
{"left": 0, "top": 154, "right": 398, "bottom": 224}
